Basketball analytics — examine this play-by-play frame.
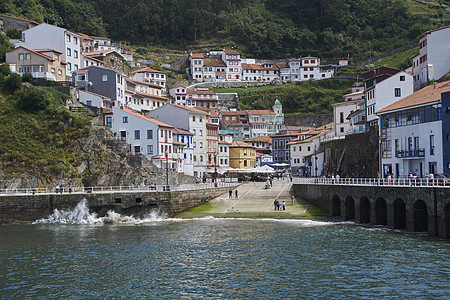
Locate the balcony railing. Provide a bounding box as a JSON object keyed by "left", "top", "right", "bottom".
{"left": 396, "top": 148, "right": 425, "bottom": 158}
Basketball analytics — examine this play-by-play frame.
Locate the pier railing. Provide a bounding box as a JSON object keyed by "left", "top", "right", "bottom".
{"left": 0, "top": 182, "right": 240, "bottom": 196}
{"left": 292, "top": 177, "right": 450, "bottom": 187}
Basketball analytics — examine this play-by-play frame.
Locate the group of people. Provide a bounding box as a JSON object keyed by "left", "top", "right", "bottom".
{"left": 229, "top": 189, "right": 238, "bottom": 199}
{"left": 273, "top": 199, "right": 286, "bottom": 211}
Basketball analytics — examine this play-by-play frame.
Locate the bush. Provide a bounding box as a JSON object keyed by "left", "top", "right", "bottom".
{"left": 22, "top": 72, "right": 33, "bottom": 82}
{"left": 6, "top": 28, "right": 21, "bottom": 39}
{"left": 16, "top": 87, "right": 51, "bottom": 113}
{"left": 3, "top": 73, "right": 22, "bottom": 94}
{"left": 136, "top": 47, "right": 148, "bottom": 55}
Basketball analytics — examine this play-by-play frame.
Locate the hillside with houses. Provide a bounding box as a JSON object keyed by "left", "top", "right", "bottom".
{"left": 0, "top": 12, "right": 450, "bottom": 188}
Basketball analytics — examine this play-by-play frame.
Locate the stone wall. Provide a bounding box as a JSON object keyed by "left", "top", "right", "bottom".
{"left": 284, "top": 114, "right": 333, "bottom": 127}
{"left": 292, "top": 183, "right": 450, "bottom": 238}
{"left": 0, "top": 187, "right": 232, "bottom": 223}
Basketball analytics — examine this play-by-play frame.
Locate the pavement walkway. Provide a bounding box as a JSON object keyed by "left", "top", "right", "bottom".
{"left": 178, "top": 180, "right": 315, "bottom": 219}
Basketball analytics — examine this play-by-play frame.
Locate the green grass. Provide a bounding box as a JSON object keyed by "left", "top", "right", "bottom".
{"left": 373, "top": 47, "right": 419, "bottom": 69}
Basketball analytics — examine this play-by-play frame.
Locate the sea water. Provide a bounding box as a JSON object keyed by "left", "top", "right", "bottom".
{"left": 0, "top": 200, "right": 449, "bottom": 299}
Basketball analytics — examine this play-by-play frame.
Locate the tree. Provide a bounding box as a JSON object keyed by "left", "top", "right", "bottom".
{"left": 3, "top": 73, "right": 22, "bottom": 94}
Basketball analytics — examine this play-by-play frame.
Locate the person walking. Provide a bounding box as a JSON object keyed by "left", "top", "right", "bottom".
{"left": 274, "top": 199, "right": 277, "bottom": 211}
{"left": 229, "top": 190, "right": 232, "bottom": 199}
{"left": 291, "top": 195, "right": 295, "bottom": 205}
{"left": 282, "top": 201, "right": 286, "bottom": 211}
{"left": 235, "top": 190, "right": 238, "bottom": 199}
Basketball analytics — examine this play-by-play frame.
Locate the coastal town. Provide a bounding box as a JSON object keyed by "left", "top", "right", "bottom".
{"left": 2, "top": 15, "right": 450, "bottom": 183}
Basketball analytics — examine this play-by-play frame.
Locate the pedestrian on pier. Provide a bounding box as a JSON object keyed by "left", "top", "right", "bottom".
{"left": 274, "top": 199, "right": 277, "bottom": 210}
{"left": 229, "top": 190, "right": 232, "bottom": 199}
{"left": 235, "top": 190, "right": 238, "bottom": 199}
{"left": 282, "top": 201, "right": 286, "bottom": 211}
{"left": 291, "top": 195, "right": 295, "bottom": 205}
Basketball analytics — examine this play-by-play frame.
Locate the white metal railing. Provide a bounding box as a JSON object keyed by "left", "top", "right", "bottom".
{"left": 292, "top": 177, "right": 450, "bottom": 187}
{"left": 0, "top": 182, "right": 240, "bottom": 196}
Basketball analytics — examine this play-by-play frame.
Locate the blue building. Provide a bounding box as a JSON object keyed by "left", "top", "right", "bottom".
{"left": 270, "top": 133, "right": 302, "bottom": 166}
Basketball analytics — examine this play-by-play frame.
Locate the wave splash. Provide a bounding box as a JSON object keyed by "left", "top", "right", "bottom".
{"left": 34, "top": 199, "right": 168, "bottom": 225}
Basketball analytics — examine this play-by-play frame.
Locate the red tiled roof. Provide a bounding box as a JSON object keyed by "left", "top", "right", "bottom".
{"left": 220, "top": 111, "right": 248, "bottom": 116}
{"left": 2, "top": 14, "right": 38, "bottom": 25}
{"left": 8, "top": 46, "right": 56, "bottom": 61}
{"left": 127, "top": 78, "right": 162, "bottom": 89}
{"left": 245, "top": 110, "right": 275, "bottom": 115}
{"left": 241, "top": 63, "right": 264, "bottom": 70}
{"left": 173, "top": 128, "right": 193, "bottom": 135}
{"left": 135, "top": 92, "right": 169, "bottom": 101}
{"left": 190, "top": 53, "right": 204, "bottom": 59}
{"left": 131, "top": 67, "right": 165, "bottom": 74}
{"left": 115, "top": 107, "right": 173, "bottom": 128}
{"left": 173, "top": 141, "right": 186, "bottom": 146}
{"left": 230, "top": 141, "right": 255, "bottom": 148}
{"left": 224, "top": 50, "right": 240, "bottom": 55}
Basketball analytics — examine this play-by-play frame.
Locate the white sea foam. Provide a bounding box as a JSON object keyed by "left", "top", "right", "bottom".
{"left": 34, "top": 199, "right": 169, "bottom": 225}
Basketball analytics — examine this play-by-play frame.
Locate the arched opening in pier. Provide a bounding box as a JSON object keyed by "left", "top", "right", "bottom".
{"left": 445, "top": 203, "right": 450, "bottom": 238}
{"left": 359, "top": 197, "right": 371, "bottom": 224}
{"left": 344, "top": 196, "right": 355, "bottom": 220}
{"left": 393, "top": 198, "right": 406, "bottom": 229}
{"left": 332, "top": 195, "right": 341, "bottom": 216}
{"left": 375, "top": 198, "right": 387, "bottom": 226}
{"left": 413, "top": 200, "right": 428, "bottom": 232}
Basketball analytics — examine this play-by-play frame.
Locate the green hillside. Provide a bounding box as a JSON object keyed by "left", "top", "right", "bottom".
{"left": 1, "top": 0, "right": 448, "bottom": 62}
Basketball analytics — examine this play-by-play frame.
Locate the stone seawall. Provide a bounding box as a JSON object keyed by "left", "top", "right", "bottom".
{"left": 0, "top": 187, "right": 231, "bottom": 223}
{"left": 292, "top": 183, "right": 450, "bottom": 238}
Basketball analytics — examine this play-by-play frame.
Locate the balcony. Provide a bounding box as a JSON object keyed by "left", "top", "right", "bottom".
{"left": 396, "top": 148, "right": 425, "bottom": 158}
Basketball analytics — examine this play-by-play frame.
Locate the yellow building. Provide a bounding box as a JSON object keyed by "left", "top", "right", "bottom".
{"left": 229, "top": 141, "right": 256, "bottom": 169}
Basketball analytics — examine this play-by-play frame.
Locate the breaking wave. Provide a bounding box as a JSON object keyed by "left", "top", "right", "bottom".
{"left": 34, "top": 199, "right": 168, "bottom": 225}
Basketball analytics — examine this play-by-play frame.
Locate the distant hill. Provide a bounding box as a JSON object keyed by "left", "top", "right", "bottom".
{"left": 1, "top": 0, "right": 449, "bottom": 62}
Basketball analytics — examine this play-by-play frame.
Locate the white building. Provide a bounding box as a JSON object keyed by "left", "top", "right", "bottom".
{"left": 131, "top": 67, "right": 167, "bottom": 90}
{"left": 222, "top": 50, "right": 241, "bottom": 81}
{"left": 376, "top": 81, "right": 450, "bottom": 178}
{"left": 124, "top": 79, "right": 167, "bottom": 112}
{"left": 288, "top": 57, "right": 333, "bottom": 82}
{"left": 288, "top": 132, "right": 327, "bottom": 176}
{"left": 169, "top": 85, "right": 187, "bottom": 105}
{"left": 106, "top": 107, "right": 175, "bottom": 169}
{"left": 18, "top": 23, "right": 82, "bottom": 79}
{"left": 412, "top": 26, "right": 450, "bottom": 91}
{"left": 218, "top": 132, "right": 233, "bottom": 171}
{"left": 332, "top": 99, "right": 364, "bottom": 136}
{"left": 364, "top": 68, "right": 414, "bottom": 127}
{"left": 79, "top": 90, "right": 113, "bottom": 108}
{"left": 189, "top": 53, "right": 204, "bottom": 82}
{"left": 146, "top": 104, "right": 209, "bottom": 178}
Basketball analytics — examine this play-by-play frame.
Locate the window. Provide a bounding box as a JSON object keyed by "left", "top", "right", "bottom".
{"left": 102, "top": 74, "right": 108, "bottom": 81}
{"left": 400, "top": 75, "right": 405, "bottom": 81}
{"left": 200, "top": 116, "right": 203, "bottom": 122}
{"left": 395, "top": 88, "right": 401, "bottom": 97}
{"left": 200, "top": 130, "right": 203, "bottom": 136}
{"left": 430, "top": 135, "right": 435, "bottom": 155}
{"left": 147, "top": 145, "right": 153, "bottom": 154}
{"left": 340, "top": 112, "right": 344, "bottom": 124}
{"left": 73, "top": 36, "right": 78, "bottom": 45}
{"left": 25, "top": 53, "right": 31, "bottom": 60}
{"left": 134, "top": 146, "right": 140, "bottom": 153}
{"left": 74, "top": 64, "right": 78, "bottom": 70}
{"left": 123, "top": 117, "right": 128, "bottom": 123}
{"left": 147, "top": 130, "right": 153, "bottom": 139}
{"left": 19, "top": 54, "right": 24, "bottom": 60}
{"left": 200, "top": 142, "right": 203, "bottom": 148}
{"left": 67, "top": 48, "right": 71, "bottom": 56}
{"left": 340, "top": 127, "right": 344, "bottom": 133}
{"left": 66, "top": 34, "right": 71, "bottom": 42}
{"left": 67, "top": 62, "right": 72, "bottom": 70}
{"left": 74, "top": 50, "right": 78, "bottom": 59}
{"left": 193, "top": 115, "right": 196, "bottom": 122}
